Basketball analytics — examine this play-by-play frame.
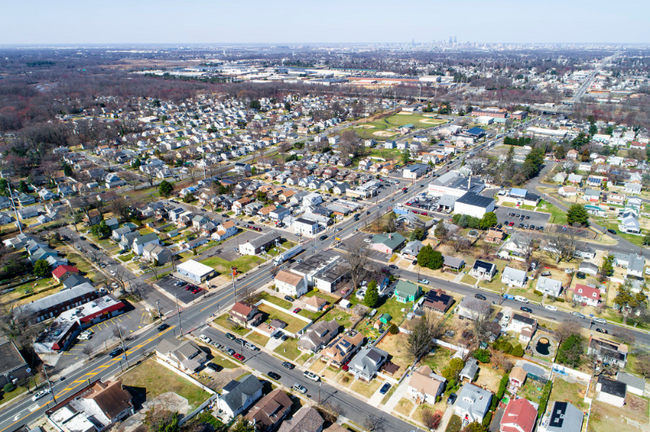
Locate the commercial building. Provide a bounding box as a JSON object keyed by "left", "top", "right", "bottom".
{"left": 453, "top": 193, "right": 495, "bottom": 218}
{"left": 16, "top": 283, "right": 99, "bottom": 323}
{"left": 427, "top": 172, "right": 485, "bottom": 198}
{"left": 176, "top": 259, "right": 215, "bottom": 283}
{"left": 239, "top": 232, "right": 281, "bottom": 255}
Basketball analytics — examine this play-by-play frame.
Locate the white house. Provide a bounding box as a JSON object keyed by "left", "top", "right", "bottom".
{"left": 132, "top": 233, "right": 160, "bottom": 255}
{"left": 501, "top": 267, "right": 528, "bottom": 288}
{"left": 454, "top": 384, "right": 492, "bottom": 423}
{"left": 293, "top": 217, "right": 320, "bottom": 236}
{"left": 536, "top": 276, "right": 563, "bottom": 297}
{"left": 274, "top": 270, "right": 307, "bottom": 297}
{"left": 217, "top": 375, "right": 264, "bottom": 421}
{"left": 596, "top": 376, "right": 626, "bottom": 407}
{"left": 407, "top": 366, "right": 446, "bottom": 404}
{"left": 212, "top": 220, "right": 238, "bottom": 241}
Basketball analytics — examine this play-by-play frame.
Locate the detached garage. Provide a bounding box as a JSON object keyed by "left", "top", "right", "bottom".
{"left": 453, "top": 193, "right": 495, "bottom": 218}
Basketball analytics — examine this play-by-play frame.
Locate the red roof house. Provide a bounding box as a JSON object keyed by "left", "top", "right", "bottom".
{"left": 570, "top": 284, "right": 601, "bottom": 307}
{"left": 52, "top": 265, "right": 80, "bottom": 282}
{"left": 500, "top": 398, "right": 537, "bottom": 432}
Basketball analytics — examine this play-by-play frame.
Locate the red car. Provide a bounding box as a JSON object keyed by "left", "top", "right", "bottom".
{"left": 292, "top": 307, "right": 302, "bottom": 314}
{"left": 509, "top": 221, "right": 515, "bottom": 226}
{"left": 233, "top": 353, "right": 245, "bottom": 361}
{"left": 192, "top": 288, "right": 202, "bottom": 294}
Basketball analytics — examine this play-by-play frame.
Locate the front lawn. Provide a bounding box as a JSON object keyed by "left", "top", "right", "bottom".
{"left": 246, "top": 332, "right": 270, "bottom": 347}
{"left": 118, "top": 252, "right": 135, "bottom": 262}
{"left": 120, "top": 359, "right": 210, "bottom": 410}
{"left": 259, "top": 292, "right": 293, "bottom": 309}
{"left": 213, "top": 314, "right": 249, "bottom": 336}
{"left": 350, "top": 378, "right": 383, "bottom": 398}
{"left": 273, "top": 338, "right": 301, "bottom": 360}
{"left": 200, "top": 255, "right": 264, "bottom": 274}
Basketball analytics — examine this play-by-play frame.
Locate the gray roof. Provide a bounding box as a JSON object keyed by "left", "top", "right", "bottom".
{"left": 547, "top": 402, "right": 584, "bottom": 432}
{"left": 629, "top": 254, "right": 645, "bottom": 273}
{"left": 402, "top": 240, "right": 423, "bottom": 256}
{"left": 0, "top": 337, "right": 27, "bottom": 375}
{"left": 221, "top": 375, "right": 263, "bottom": 411}
{"left": 17, "top": 283, "right": 95, "bottom": 315}
{"left": 460, "top": 359, "right": 478, "bottom": 381}
{"left": 616, "top": 372, "right": 646, "bottom": 391}
{"left": 299, "top": 320, "right": 340, "bottom": 352}
{"left": 243, "top": 231, "right": 281, "bottom": 249}
{"left": 134, "top": 232, "right": 159, "bottom": 245}
{"left": 502, "top": 266, "right": 527, "bottom": 283}
{"left": 455, "top": 383, "right": 492, "bottom": 421}
{"left": 349, "top": 346, "right": 388, "bottom": 377}
{"left": 278, "top": 406, "right": 324, "bottom": 432}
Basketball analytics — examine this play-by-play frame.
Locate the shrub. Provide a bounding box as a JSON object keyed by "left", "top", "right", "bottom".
{"left": 512, "top": 345, "right": 525, "bottom": 357}
{"left": 388, "top": 323, "right": 399, "bottom": 335}
{"left": 533, "top": 290, "right": 543, "bottom": 296}
{"left": 3, "top": 383, "right": 16, "bottom": 393}
{"left": 473, "top": 349, "right": 491, "bottom": 363}
{"left": 482, "top": 411, "right": 493, "bottom": 428}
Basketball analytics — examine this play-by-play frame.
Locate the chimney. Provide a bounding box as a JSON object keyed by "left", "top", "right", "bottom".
{"left": 389, "top": 233, "right": 392, "bottom": 240}
{"left": 468, "top": 175, "right": 472, "bottom": 191}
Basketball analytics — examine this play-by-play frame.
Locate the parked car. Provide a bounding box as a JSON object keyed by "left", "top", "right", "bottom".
{"left": 418, "top": 279, "right": 430, "bottom": 285}
{"left": 304, "top": 371, "right": 320, "bottom": 382}
{"left": 592, "top": 317, "right": 607, "bottom": 324}
{"left": 572, "top": 311, "right": 585, "bottom": 319}
{"left": 520, "top": 306, "right": 533, "bottom": 313}
{"left": 205, "top": 363, "right": 221, "bottom": 372}
{"left": 245, "top": 342, "right": 259, "bottom": 351}
{"left": 389, "top": 264, "right": 399, "bottom": 270}
{"left": 78, "top": 330, "right": 93, "bottom": 340}
{"left": 474, "top": 293, "right": 486, "bottom": 301}
{"left": 292, "top": 384, "right": 308, "bottom": 394}
{"left": 233, "top": 353, "right": 245, "bottom": 361}
{"left": 225, "top": 333, "right": 236, "bottom": 340}
{"left": 607, "top": 228, "right": 617, "bottom": 235}
{"left": 595, "top": 327, "right": 608, "bottom": 334}
{"left": 282, "top": 362, "right": 295, "bottom": 370}
{"left": 575, "top": 272, "right": 586, "bottom": 279}
{"left": 226, "top": 348, "right": 235, "bottom": 356}
{"left": 544, "top": 305, "right": 558, "bottom": 311}
{"left": 199, "top": 335, "right": 212, "bottom": 344}
{"left": 379, "top": 383, "right": 391, "bottom": 395}
{"left": 157, "top": 323, "right": 170, "bottom": 332}
{"left": 447, "top": 393, "right": 457, "bottom": 404}
{"left": 268, "top": 371, "right": 281, "bottom": 380}
{"left": 284, "top": 295, "right": 294, "bottom": 302}
{"left": 293, "top": 307, "right": 302, "bottom": 314}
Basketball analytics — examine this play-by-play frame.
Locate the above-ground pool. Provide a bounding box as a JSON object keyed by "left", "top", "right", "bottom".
{"left": 535, "top": 337, "right": 551, "bottom": 356}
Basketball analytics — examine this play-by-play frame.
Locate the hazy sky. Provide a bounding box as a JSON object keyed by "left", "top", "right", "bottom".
{"left": 3, "top": 0, "right": 649, "bottom": 45}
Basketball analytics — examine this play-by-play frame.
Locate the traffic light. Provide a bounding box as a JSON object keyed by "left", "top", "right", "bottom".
{"left": 231, "top": 267, "right": 238, "bottom": 277}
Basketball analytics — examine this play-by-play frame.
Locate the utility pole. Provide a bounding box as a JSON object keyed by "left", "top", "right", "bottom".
{"left": 156, "top": 300, "right": 161, "bottom": 321}
{"left": 231, "top": 267, "right": 237, "bottom": 300}
{"left": 117, "top": 326, "right": 129, "bottom": 367}
{"left": 42, "top": 366, "right": 56, "bottom": 404}
{"left": 175, "top": 294, "right": 182, "bottom": 336}
{"left": 6, "top": 184, "right": 22, "bottom": 235}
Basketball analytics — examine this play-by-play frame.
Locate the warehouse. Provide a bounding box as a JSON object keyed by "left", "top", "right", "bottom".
{"left": 176, "top": 259, "right": 215, "bottom": 283}
{"left": 453, "top": 193, "right": 495, "bottom": 218}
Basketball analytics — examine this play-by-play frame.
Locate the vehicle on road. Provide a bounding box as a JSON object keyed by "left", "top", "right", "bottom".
{"left": 32, "top": 389, "right": 51, "bottom": 401}
{"left": 607, "top": 228, "right": 617, "bottom": 235}
{"left": 246, "top": 342, "right": 259, "bottom": 351}
{"left": 274, "top": 245, "right": 304, "bottom": 266}
{"left": 304, "top": 371, "right": 320, "bottom": 381}
{"left": 389, "top": 264, "right": 399, "bottom": 270}
{"left": 319, "top": 235, "right": 328, "bottom": 241}
{"left": 364, "top": 238, "right": 372, "bottom": 243}
{"left": 233, "top": 353, "right": 245, "bottom": 361}
{"left": 514, "top": 296, "right": 529, "bottom": 303}
{"left": 520, "top": 306, "right": 533, "bottom": 313}
{"left": 572, "top": 312, "right": 586, "bottom": 319}
{"left": 418, "top": 279, "right": 430, "bottom": 285}
{"left": 199, "top": 335, "right": 212, "bottom": 344}
{"left": 474, "top": 293, "right": 486, "bottom": 301}
{"left": 544, "top": 305, "right": 558, "bottom": 311}
{"left": 595, "top": 328, "right": 608, "bottom": 334}
{"left": 292, "top": 384, "right": 308, "bottom": 394}
{"left": 380, "top": 383, "right": 391, "bottom": 394}
{"left": 109, "top": 347, "right": 125, "bottom": 358}
{"left": 268, "top": 372, "right": 281, "bottom": 380}
{"left": 225, "top": 333, "right": 236, "bottom": 340}
{"left": 282, "top": 362, "right": 295, "bottom": 370}
{"left": 592, "top": 317, "right": 607, "bottom": 324}
{"left": 157, "top": 323, "right": 170, "bottom": 332}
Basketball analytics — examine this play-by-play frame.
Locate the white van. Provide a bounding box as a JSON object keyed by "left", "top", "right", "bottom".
{"left": 514, "top": 296, "right": 529, "bottom": 304}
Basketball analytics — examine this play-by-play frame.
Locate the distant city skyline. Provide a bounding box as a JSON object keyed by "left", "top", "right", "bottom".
{"left": 3, "top": 0, "right": 650, "bottom": 45}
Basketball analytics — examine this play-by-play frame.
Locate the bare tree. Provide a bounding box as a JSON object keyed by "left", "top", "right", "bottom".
{"left": 544, "top": 229, "right": 578, "bottom": 263}
{"left": 82, "top": 344, "right": 93, "bottom": 359}
{"left": 110, "top": 196, "right": 132, "bottom": 222}
{"left": 422, "top": 409, "right": 443, "bottom": 430}
{"left": 406, "top": 311, "right": 446, "bottom": 363}
{"left": 342, "top": 237, "right": 369, "bottom": 290}
{"left": 363, "top": 415, "right": 385, "bottom": 432}
{"left": 111, "top": 267, "right": 134, "bottom": 293}
{"left": 0, "top": 302, "right": 45, "bottom": 350}
{"left": 555, "top": 319, "right": 581, "bottom": 345}
{"left": 465, "top": 299, "right": 492, "bottom": 348}
{"left": 451, "top": 237, "right": 471, "bottom": 253}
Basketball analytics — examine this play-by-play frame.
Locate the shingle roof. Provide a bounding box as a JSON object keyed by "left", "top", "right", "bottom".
{"left": 221, "top": 375, "right": 264, "bottom": 412}
{"left": 547, "top": 402, "right": 584, "bottom": 432}
{"left": 278, "top": 406, "right": 324, "bottom": 432}
{"left": 455, "top": 192, "right": 494, "bottom": 208}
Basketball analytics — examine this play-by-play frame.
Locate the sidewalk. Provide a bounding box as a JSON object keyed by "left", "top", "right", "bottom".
{"left": 382, "top": 378, "right": 409, "bottom": 412}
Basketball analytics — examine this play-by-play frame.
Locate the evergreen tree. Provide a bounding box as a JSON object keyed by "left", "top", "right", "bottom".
{"left": 159, "top": 180, "right": 174, "bottom": 197}
{"left": 33, "top": 259, "right": 51, "bottom": 278}
{"left": 364, "top": 280, "right": 379, "bottom": 308}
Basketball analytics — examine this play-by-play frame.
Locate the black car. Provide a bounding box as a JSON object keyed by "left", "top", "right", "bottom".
{"left": 595, "top": 327, "right": 608, "bottom": 334}
{"left": 225, "top": 333, "right": 236, "bottom": 340}
{"left": 474, "top": 293, "right": 487, "bottom": 301}
{"left": 268, "top": 371, "right": 281, "bottom": 380}
{"left": 447, "top": 393, "right": 457, "bottom": 404}
{"left": 520, "top": 306, "right": 533, "bottom": 313}
{"left": 205, "top": 362, "right": 221, "bottom": 372}
{"left": 282, "top": 362, "right": 295, "bottom": 370}
{"left": 389, "top": 264, "right": 399, "bottom": 270}
{"left": 319, "top": 235, "right": 328, "bottom": 241}
{"left": 109, "top": 347, "right": 125, "bottom": 358}
{"left": 157, "top": 323, "right": 170, "bottom": 332}
{"left": 607, "top": 228, "right": 617, "bottom": 235}
{"left": 284, "top": 295, "right": 294, "bottom": 302}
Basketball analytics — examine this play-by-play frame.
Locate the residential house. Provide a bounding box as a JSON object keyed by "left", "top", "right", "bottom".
{"left": 278, "top": 407, "right": 324, "bottom": 432}
{"left": 470, "top": 260, "right": 497, "bottom": 280}
{"left": 454, "top": 383, "right": 492, "bottom": 423}
{"left": 217, "top": 375, "right": 264, "bottom": 421}
{"left": 293, "top": 217, "right": 320, "bottom": 236}
{"left": 401, "top": 241, "right": 423, "bottom": 259}
{"left": 239, "top": 232, "right": 280, "bottom": 255}
{"left": 298, "top": 320, "right": 340, "bottom": 352}
{"left": 394, "top": 280, "right": 422, "bottom": 303}
{"left": 349, "top": 346, "right": 388, "bottom": 381}
{"left": 545, "top": 402, "right": 584, "bottom": 432}
{"left": 508, "top": 367, "right": 527, "bottom": 393}
{"left": 371, "top": 232, "right": 406, "bottom": 254}
{"left": 303, "top": 295, "right": 328, "bottom": 313}
{"left": 245, "top": 389, "right": 293, "bottom": 432}
{"left": 588, "top": 336, "right": 628, "bottom": 367}
{"left": 558, "top": 186, "right": 577, "bottom": 197}
{"left": 321, "top": 332, "right": 365, "bottom": 367}
{"left": 407, "top": 365, "right": 447, "bottom": 404}
{"left": 457, "top": 297, "right": 490, "bottom": 321}
{"left": 500, "top": 398, "right": 537, "bottom": 432}
{"left": 230, "top": 302, "right": 261, "bottom": 327}
{"left": 616, "top": 372, "right": 645, "bottom": 396}
{"left": 485, "top": 229, "right": 505, "bottom": 244}
{"left": 443, "top": 256, "right": 465, "bottom": 272}
{"left": 536, "top": 276, "right": 563, "bottom": 297}
{"left": 51, "top": 265, "right": 79, "bottom": 283}
{"left": 507, "top": 314, "right": 538, "bottom": 343}
{"left": 421, "top": 289, "right": 455, "bottom": 313}
{"left": 132, "top": 233, "right": 160, "bottom": 255}
{"left": 274, "top": 270, "right": 307, "bottom": 298}
{"left": 142, "top": 243, "right": 172, "bottom": 265}
{"left": 460, "top": 359, "right": 479, "bottom": 382}
{"left": 501, "top": 267, "right": 527, "bottom": 288}
{"left": 155, "top": 337, "right": 208, "bottom": 372}
{"left": 570, "top": 284, "right": 601, "bottom": 306}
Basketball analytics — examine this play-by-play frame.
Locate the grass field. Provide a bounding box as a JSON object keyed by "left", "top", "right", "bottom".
{"left": 351, "top": 113, "right": 445, "bottom": 141}
{"left": 259, "top": 292, "right": 293, "bottom": 309}
{"left": 350, "top": 378, "right": 383, "bottom": 398}
{"left": 246, "top": 332, "right": 270, "bottom": 347}
{"left": 200, "top": 255, "right": 264, "bottom": 274}
{"left": 538, "top": 200, "right": 568, "bottom": 225}
{"left": 273, "top": 338, "right": 301, "bottom": 360}
{"left": 319, "top": 308, "right": 355, "bottom": 330}
{"left": 213, "top": 314, "right": 249, "bottom": 336}
{"left": 549, "top": 378, "right": 587, "bottom": 410}
{"left": 258, "top": 304, "right": 308, "bottom": 333}
{"left": 120, "top": 359, "right": 210, "bottom": 410}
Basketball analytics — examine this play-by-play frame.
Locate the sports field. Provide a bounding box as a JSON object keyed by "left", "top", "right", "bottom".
{"left": 351, "top": 113, "right": 446, "bottom": 140}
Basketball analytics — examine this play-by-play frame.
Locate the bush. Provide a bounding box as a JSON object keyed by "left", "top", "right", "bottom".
{"left": 473, "top": 349, "right": 491, "bottom": 363}
{"left": 511, "top": 345, "right": 525, "bottom": 357}
{"left": 388, "top": 323, "right": 399, "bottom": 335}
{"left": 482, "top": 411, "right": 493, "bottom": 428}
{"left": 533, "top": 290, "right": 543, "bottom": 296}
{"left": 3, "top": 383, "right": 16, "bottom": 393}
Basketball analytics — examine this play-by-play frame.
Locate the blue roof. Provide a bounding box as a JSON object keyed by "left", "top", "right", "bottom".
{"left": 510, "top": 188, "right": 527, "bottom": 197}
{"left": 466, "top": 127, "right": 486, "bottom": 136}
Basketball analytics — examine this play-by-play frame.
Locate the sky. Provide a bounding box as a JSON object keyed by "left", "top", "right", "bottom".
{"left": 2, "top": 0, "right": 649, "bottom": 45}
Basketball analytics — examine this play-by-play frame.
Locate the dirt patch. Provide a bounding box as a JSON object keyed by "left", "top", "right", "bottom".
{"left": 373, "top": 131, "right": 396, "bottom": 137}
{"left": 419, "top": 119, "right": 445, "bottom": 124}
{"left": 474, "top": 364, "right": 504, "bottom": 391}
{"left": 376, "top": 333, "right": 411, "bottom": 379}
{"left": 119, "top": 392, "right": 190, "bottom": 432}
{"left": 356, "top": 125, "right": 376, "bottom": 129}
{"left": 590, "top": 395, "right": 650, "bottom": 432}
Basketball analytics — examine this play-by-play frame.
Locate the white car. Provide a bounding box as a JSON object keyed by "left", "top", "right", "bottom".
{"left": 292, "top": 384, "right": 308, "bottom": 394}
{"left": 304, "top": 371, "right": 320, "bottom": 382}
{"left": 78, "top": 330, "right": 94, "bottom": 340}
{"left": 32, "top": 388, "right": 51, "bottom": 401}
{"left": 199, "top": 335, "right": 212, "bottom": 344}
{"left": 109, "top": 270, "right": 116, "bottom": 276}
{"left": 363, "top": 238, "right": 372, "bottom": 243}
{"left": 418, "top": 279, "right": 430, "bottom": 285}
{"left": 544, "top": 305, "right": 558, "bottom": 311}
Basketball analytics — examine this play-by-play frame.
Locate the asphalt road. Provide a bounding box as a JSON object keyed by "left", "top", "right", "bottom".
{"left": 197, "top": 327, "right": 416, "bottom": 432}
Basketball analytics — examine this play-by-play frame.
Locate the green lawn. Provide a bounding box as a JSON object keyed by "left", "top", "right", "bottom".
{"left": 120, "top": 359, "right": 210, "bottom": 410}
{"left": 549, "top": 378, "right": 587, "bottom": 410}
{"left": 258, "top": 304, "right": 308, "bottom": 333}
{"left": 259, "top": 292, "right": 293, "bottom": 309}
{"left": 419, "top": 347, "right": 453, "bottom": 372}
{"left": 246, "top": 332, "right": 270, "bottom": 347}
{"left": 0, "top": 385, "right": 28, "bottom": 405}
{"left": 461, "top": 274, "right": 478, "bottom": 286}
{"left": 118, "top": 252, "right": 135, "bottom": 262}
{"left": 209, "top": 351, "right": 239, "bottom": 369}
{"left": 477, "top": 259, "right": 510, "bottom": 292}
{"left": 213, "top": 314, "right": 249, "bottom": 336}
{"left": 304, "top": 289, "right": 338, "bottom": 303}
{"left": 319, "top": 307, "right": 355, "bottom": 330}
{"left": 537, "top": 200, "right": 568, "bottom": 225}
{"left": 200, "top": 255, "right": 264, "bottom": 274}
{"left": 369, "top": 148, "right": 403, "bottom": 160}
{"left": 273, "top": 338, "right": 301, "bottom": 360}
{"left": 510, "top": 287, "right": 543, "bottom": 304}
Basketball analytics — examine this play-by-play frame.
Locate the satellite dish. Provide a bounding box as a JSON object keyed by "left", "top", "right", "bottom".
{"left": 26, "top": 368, "right": 31, "bottom": 374}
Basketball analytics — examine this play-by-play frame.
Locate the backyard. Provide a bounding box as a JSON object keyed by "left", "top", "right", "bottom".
{"left": 589, "top": 395, "right": 649, "bottom": 432}
{"left": 258, "top": 304, "right": 309, "bottom": 333}
{"left": 213, "top": 314, "right": 249, "bottom": 336}
{"left": 120, "top": 359, "right": 211, "bottom": 410}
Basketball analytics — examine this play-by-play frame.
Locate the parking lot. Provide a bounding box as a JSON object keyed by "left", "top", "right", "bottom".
{"left": 494, "top": 206, "right": 550, "bottom": 231}
{"left": 155, "top": 275, "right": 205, "bottom": 305}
